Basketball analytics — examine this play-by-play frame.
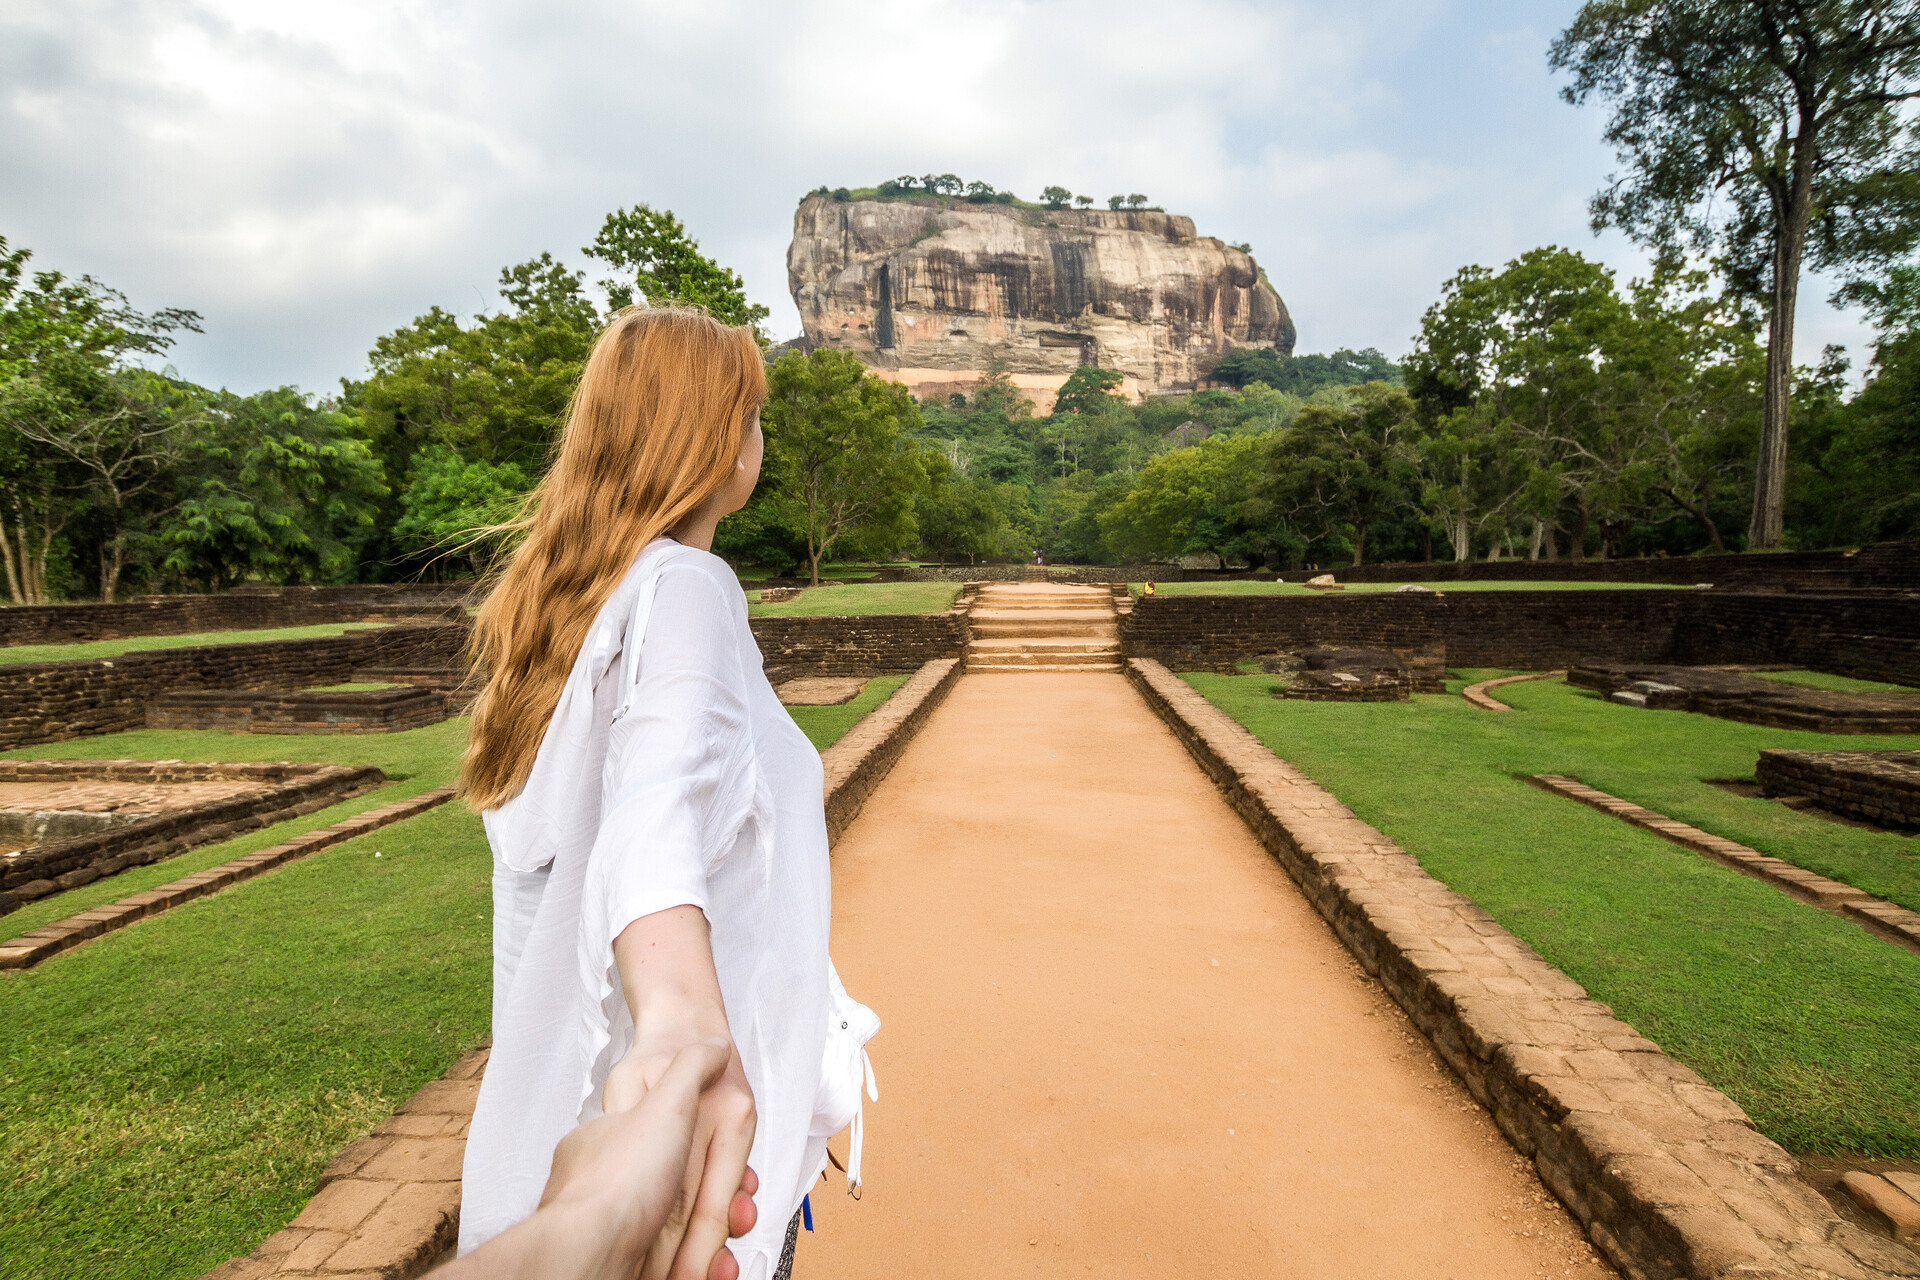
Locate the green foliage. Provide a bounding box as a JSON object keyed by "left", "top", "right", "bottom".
{"left": 1099, "top": 433, "right": 1277, "bottom": 566}
{"left": 1212, "top": 346, "right": 1402, "bottom": 394}
{"left": 389, "top": 443, "right": 529, "bottom": 575}
{"left": 763, "top": 348, "right": 925, "bottom": 583}
{"left": 1551, "top": 0, "right": 1920, "bottom": 548}
{"left": 1262, "top": 384, "right": 1419, "bottom": 565}
{"left": 1040, "top": 185, "right": 1073, "bottom": 209}
{"left": 1050, "top": 365, "right": 1125, "bottom": 417}
{"left": 160, "top": 389, "right": 388, "bottom": 590}
{"left": 584, "top": 205, "right": 769, "bottom": 337}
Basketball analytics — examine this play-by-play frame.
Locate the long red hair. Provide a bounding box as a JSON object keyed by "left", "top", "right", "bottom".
{"left": 459, "top": 308, "right": 766, "bottom": 809}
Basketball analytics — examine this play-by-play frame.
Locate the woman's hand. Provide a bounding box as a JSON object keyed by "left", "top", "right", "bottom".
{"left": 610, "top": 906, "right": 759, "bottom": 1280}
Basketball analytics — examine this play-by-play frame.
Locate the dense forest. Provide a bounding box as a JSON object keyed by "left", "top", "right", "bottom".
{"left": 3, "top": 216, "right": 1917, "bottom": 599}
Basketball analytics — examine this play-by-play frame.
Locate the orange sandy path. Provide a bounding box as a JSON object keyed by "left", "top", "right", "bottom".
{"left": 798, "top": 672, "right": 1612, "bottom": 1280}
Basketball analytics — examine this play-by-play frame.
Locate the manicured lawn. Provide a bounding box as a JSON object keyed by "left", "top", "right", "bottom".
{"left": 1131, "top": 579, "right": 1684, "bottom": 597}
{"left": 1755, "top": 669, "right": 1917, "bottom": 694}
{"left": 0, "top": 622, "right": 386, "bottom": 667}
{"left": 1186, "top": 670, "right": 1920, "bottom": 1157}
{"left": 747, "top": 581, "right": 959, "bottom": 617}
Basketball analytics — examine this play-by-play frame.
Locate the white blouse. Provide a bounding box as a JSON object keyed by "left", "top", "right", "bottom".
{"left": 458, "top": 539, "right": 875, "bottom": 1279}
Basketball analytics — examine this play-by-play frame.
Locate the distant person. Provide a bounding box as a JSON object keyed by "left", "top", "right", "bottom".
{"left": 457, "top": 308, "right": 879, "bottom": 1280}
{"left": 1143, "top": 579, "right": 1157, "bottom": 597}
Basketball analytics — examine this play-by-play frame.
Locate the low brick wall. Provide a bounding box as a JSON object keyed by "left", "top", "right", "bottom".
{"left": 1757, "top": 750, "right": 1920, "bottom": 832}
{"left": 149, "top": 687, "right": 453, "bottom": 735}
{"left": 1283, "top": 539, "right": 1920, "bottom": 593}
{"left": 1119, "top": 590, "right": 1920, "bottom": 687}
{"left": 0, "top": 625, "right": 469, "bottom": 750}
{"left": 748, "top": 613, "right": 967, "bottom": 676}
{"left": 1124, "top": 659, "right": 1917, "bottom": 1280}
{"left": 0, "top": 761, "right": 384, "bottom": 915}
{"left": 819, "top": 658, "right": 964, "bottom": 844}
{"left": 0, "top": 583, "right": 470, "bottom": 646}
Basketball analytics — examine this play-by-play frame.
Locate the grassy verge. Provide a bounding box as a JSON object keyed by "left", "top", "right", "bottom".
{"left": 1130, "top": 579, "right": 1683, "bottom": 597}
{"left": 0, "top": 797, "right": 491, "bottom": 1280}
{"left": 1185, "top": 670, "right": 1920, "bottom": 1157}
{"left": 783, "top": 675, "right": 909, "bottom": 750}
{"left": 0, "top": 623, "right": 386, "bottom": 667}
{"left": 1755, "top": 669, "right": 1917, "bottom": 694}
{"left": 747, "top": 582, "right": 959, "bottom": 617}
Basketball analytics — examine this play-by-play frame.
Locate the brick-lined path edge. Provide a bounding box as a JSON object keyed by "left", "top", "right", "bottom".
{"left": 195, "top": 658, "right": 963, "bottom": 1280}
{"left": 1462, "top": 669, "right": 1565, "bottom": 711}
{"left": 0, "top": 785, "right": 456, "bottom": 969}
{"left": 1531, "top": 774, "right": 1920, "bottom": 955}
{"left": 1125, "top": 658, "right": 1918, "bottom": 1280}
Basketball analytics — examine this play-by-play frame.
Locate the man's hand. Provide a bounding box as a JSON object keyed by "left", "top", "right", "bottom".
{"left": 435, "top": 1043, "right": 757, "bottom": 1280}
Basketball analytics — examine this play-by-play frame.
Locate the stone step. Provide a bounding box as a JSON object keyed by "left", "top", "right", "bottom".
{"left": 966, "top": 659, "right": 1123, "bottom": 673}
{"left": 971, "top": 623, "right": 1120, "bottom": 641}
{"left": 969, "top": 638, "right": 1121, "bottom": 656}
{"left": 969, "top": 608, "right": 1117, "bottom": 623}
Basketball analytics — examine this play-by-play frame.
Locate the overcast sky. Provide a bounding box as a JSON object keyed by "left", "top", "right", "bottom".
{"left": 2, "top": 0, "right": 1875, "bottom": 396}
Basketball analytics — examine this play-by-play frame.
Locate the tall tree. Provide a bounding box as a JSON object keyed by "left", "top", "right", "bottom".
{"left": 1551, "top": 1, "right": 1920, "bottom": 548}
{"left": 763, "top": 349, "right": 924, "bottom": 584}
{"left": 1263, "top": 385, "right": 1418, "bottom": 566}
{"left": 0, "top": 236, "right": 201, "bottom": 600}
{"left": 584, "top": 206, "right": 770, "bottom": 337}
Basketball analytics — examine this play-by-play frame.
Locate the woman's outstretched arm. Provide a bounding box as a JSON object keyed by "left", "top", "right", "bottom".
{"left": 605, "top": 905, "right": 758, "bottom": 1280}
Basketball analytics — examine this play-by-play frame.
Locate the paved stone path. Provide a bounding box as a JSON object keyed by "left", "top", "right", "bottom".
{"left": 801, "top": 672, "right": 1613, "bottom": 1279}
{"left": 1462, "top": 670, "right": 1565, "bottom": 711}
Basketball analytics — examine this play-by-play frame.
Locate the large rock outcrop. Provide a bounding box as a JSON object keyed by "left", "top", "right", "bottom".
{"left": 786, "top": 195, "right": 1294, "bottom": 407}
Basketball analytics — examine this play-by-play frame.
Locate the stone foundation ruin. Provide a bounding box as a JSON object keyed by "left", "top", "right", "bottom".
{"left": 0, "top": 760, "right": 383, "bottom": 914}
{"left": 1756, "top": 749, "right": 1920, "bottom": 830}
{"left": 147, "top": 685, "right": 453, "bottom": 734}
{"left": 1568, "top": 663, "right": 1920, "bottom": 733}
{"left": 1261, "top": 645, "right": 1445, "bottom": 702}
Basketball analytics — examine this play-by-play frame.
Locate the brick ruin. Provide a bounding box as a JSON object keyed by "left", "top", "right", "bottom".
{"left": 1757, "top": 749, "right": 1920, "bottom": 831}
{"left": 0, "top": 760, "right": 384, "bottom": 916}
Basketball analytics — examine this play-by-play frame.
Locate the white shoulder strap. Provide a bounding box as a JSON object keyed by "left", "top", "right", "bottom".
{"left": 613, "top": 555, "right": 677, "bottom": 719}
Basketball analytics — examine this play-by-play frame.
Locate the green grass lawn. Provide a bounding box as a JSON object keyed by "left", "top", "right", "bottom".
{"left": 747, "top": 581, "right": 960, "bottom": 617}
{"left": 784, "top": 675, "right": 909, "bottom": 750}
{"left": 1131, "top": 579, "right": 1685, "bottom": 597}
{"left": 0, "top": 673, "right": 905, "bottom": 1279}
{"left": 1754, "top": 669, "right": 1918, "bottom": 694}
{"left": 1186, "top": 670, "right": 1920, "bottom": 1157}
{"left": 0, "top": 622, "right": 387, "bottom": 667}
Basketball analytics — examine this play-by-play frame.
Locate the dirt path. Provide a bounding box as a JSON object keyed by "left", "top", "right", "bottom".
{"left": 800, "top": 672, "right": 1613, "bottom": 1279}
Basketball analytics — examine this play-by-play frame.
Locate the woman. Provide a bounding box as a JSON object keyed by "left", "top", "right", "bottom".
{"left": 456, "top": 308, "right": 876, "bottom": 1280}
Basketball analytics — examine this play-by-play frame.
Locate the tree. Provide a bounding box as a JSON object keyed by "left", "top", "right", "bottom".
{"left": 387, "top": 443, "right": 528, "bottom": 576}
{"left": 584, "top": 205, "right": 770, "bottom": 336}
{"left": 1263, "top": 384, "right": 1418, "bottom": 565}
{"left": 1126, "top": 193, "right": 1148, "bottom": 209}
{"left": 965, "top": 181, "right": 997, "bottom": 202}
{"left": 1551, "top": 1, "right": 1920, "bottom": 549}
{"left": 932, "top": 173, "right": 963, "bottom": 196}
{"left": 1074, "top": 194, "right": 1094, "bottom": 208}
{"left": 1099, "top": 433, "right": 1278, "bottom": 567}
{"left": 0, "top": 236, "right": 202, "bottom": 601}
{"left": 1041, "top": 186, "right": 1073, "bottom": 210}
{"left": 914, "top": 449, "right": 1004, "bottom": 565}
{"left": 1107, "top": 195, "right": 1125, "bottom": 210}
{"left": 1050, "top": 366, "right": 1126, "bottom": 417}
{"left": 763, "top": 349, "right": 924, "bottom": 584}
{"left": 160, "top": 388, "right": 388, "bottom": 590}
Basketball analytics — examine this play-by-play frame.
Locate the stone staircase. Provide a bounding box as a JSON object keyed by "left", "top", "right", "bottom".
{"left": 966, "top": 583, "right": 1121, "bottom": 673}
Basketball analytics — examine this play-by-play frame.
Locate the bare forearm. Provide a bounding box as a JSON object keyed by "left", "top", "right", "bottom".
{"left": 613, "top": 905, "right": 730, "bottom": 1050}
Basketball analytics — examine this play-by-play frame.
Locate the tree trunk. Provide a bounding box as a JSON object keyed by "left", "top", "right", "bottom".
{"left": 1749, "top": 140, "right": 1815, "bottom": 551}
{"left": 1350, "top": 519, "right": 1367, "bottom": 567}
{"left": 100, "top": 535, "right": 126, "bottom": 604}
{"left": 1568, "top": 506, "right": 1588, "bottom": 562}
{"left": 0, "top": 517, "right": 21, "bottom": 604}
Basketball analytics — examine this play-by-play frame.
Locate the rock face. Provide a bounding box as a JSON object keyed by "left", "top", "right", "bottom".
{"left": 786, "top": 195, "right": 1294, "bottom": 407}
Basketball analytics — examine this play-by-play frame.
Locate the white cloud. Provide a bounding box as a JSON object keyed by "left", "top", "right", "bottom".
{"left": 0, "top": 0, "right": 1874, "bottom": 392}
